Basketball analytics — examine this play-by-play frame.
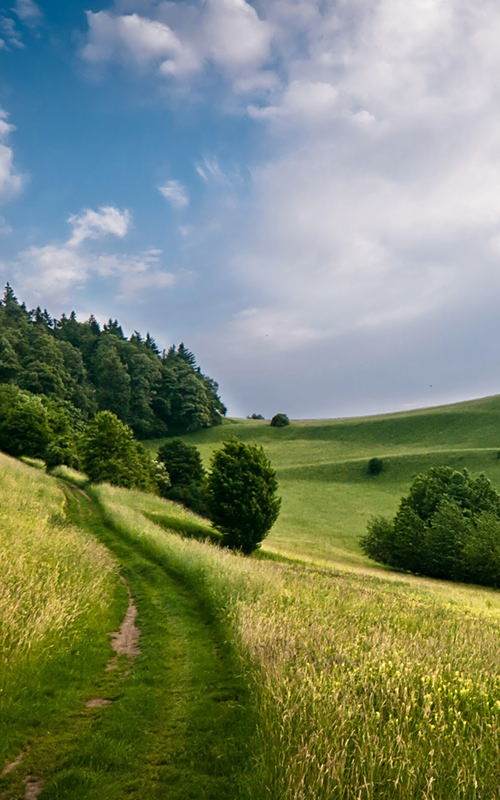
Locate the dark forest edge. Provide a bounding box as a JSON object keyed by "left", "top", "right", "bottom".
{"left": 0, "top": 284, "right": 225, "bottom": 439}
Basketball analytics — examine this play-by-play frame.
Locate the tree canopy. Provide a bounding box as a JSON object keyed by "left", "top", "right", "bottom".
{"left": 0, "top": 285, "right": 226, "bottom": 439}
{"left": 361, "top": 466, "right": 500, "bottom": 587}
{"left": 207, "top": 439, "right": 281, "bottom": 553}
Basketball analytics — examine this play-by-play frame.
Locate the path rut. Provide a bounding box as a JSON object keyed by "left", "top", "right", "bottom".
{"left": 0, "top": 485, "right": 252, "bottom": 800}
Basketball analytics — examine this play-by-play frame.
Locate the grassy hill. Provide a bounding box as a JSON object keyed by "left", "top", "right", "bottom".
{"left": 149, "top": 394, "right": 500, "bottom": 570}
{"left": 1, "top": 396, "right": 499, "bottom": 798}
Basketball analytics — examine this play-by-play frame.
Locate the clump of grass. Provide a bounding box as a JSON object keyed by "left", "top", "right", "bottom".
{"left": 0, "top": 454, "right": 118, "bottom": 764}
{"left": 95, "top": 482, "right": 500, "bottom": 800}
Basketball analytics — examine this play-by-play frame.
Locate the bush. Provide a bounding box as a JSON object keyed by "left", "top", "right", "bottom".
{"left": 367, "top": 457, "right": 384, "bottom": 476}
{"left": 461, "top": 513, "right": 500, "bottom": 587}
{"left": 247, "top": 413, "right": 265, "bottom": 420}
{"left": 0, "top": 386, "right": 52, "bottom": 458}
{"left": 360, "top": 466, "right": 500, "bottom": 586}
{"left": 207, "top": 439, "right": 281, "bottom": 553}
{"left": 45, "top": 440, "right": 80, "bottom": 471}
{"left": 360, "top": 516, "right": 395, "bottom": 565}
{"left": 80, "top": 411, "right": 155, "bottom": 490}
{"left": 153, "top": 459, "right": 171, "bottom": 496}
{"left": 157, "top": 439, "right": 205, "bottom": 486}
{"left": 270, "top": 413, "right": 290, "bottom": 428}
{"left": 166, "top": 482, "right": 211, "bottom": 517}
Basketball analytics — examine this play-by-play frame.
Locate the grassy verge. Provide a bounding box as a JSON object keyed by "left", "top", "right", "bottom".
{"left": 94, "top": 482, "right": 500, "bottom": 800}
{"left": 0, "top": 454, "right": 122, "bottom": 773}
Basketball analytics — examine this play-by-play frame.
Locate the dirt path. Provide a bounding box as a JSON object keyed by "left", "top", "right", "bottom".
{"left": 0, "top": 485, "right": 252, "bottom": 800}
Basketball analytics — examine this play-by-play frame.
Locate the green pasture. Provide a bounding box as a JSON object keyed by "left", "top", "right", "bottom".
{"left": 149, "top": 394, "right": 500, "bottom": 568}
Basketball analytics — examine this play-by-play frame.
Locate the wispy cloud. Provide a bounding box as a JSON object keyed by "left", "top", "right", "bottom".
{"left": 158, "top": 179, "right": 189, "bottom": 209}
{"left": 67, "top": 205, "right": 131, "bottom": 247}
{"left": 6, "top": 206, "right": 174, "bottom": 302}
{"left": 13, "top": 0, "right": 43, "bottom": 26}
{"left": 0, "top": 109, "right": 24, "bottom": 202}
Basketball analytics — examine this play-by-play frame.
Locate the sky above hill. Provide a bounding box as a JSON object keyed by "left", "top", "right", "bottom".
{"left": 1, "top": 0, "right": 500, "bottom": 418}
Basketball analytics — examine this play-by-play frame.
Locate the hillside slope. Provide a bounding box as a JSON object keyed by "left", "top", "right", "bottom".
{"left": 150, "top": 394, "right": 500, "bottom": 568}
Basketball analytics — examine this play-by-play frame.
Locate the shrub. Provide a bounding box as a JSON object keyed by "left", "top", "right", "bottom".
{"left": 360, "top": 466, "right": 500, "bottom": 586}
{"left": 157, "top": 439, "right": 205, "bottom": 486}
{"left": 0, "top": 386, "right": 52, "bottom": 458}
{"left": 207, "top": 439, "right": 281, "bottom": 553}
{"left": 360, "top": 516, "right": 395, "bottom": 565}
{"left": 247, "top": 413, "right": 265, "bottom": 420}
{"left": 270, "top": 413, "right": 290, "bottom": 428}
{"left": 80, "top": 411, "right": 155, "bottom": 490}
{"left": 166, "top": 482, "right": 210, "bottom": 517}
{"left": 367, "top": 457, "right": 384, "bottom": 476}
{"left": 45, "top": 439, "right": 80, "bottom": 471}
{"left": 153, "top": 459, "right": 171, "bottom": 497}
{"left": 461, "top": 513, "right": 500, "bottom": 587}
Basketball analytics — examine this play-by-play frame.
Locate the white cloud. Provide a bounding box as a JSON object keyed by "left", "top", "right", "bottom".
{"left": 13, "top": 0, "right": 43, "bottom": 25}
{"left": 248, "top": 79, "right": 339, "bottom": 122}
{"left": 82, "top": 0, "right": 273, "bottom": 88}
{"left": 0, "top": 110, "right": 23, "bottom": 202}
{"left": 0, "top": 15, "right": 23, "bottom": 49}
{"left": 67, "top": 205, "right": 131, "bottom": 247}
{"left": 9, "top": 206, "right": 174, "bottom": 302}
{"left": 158, "top": 179, "right": 189, "bottom": 209}
{"left": 83, "top": 10, "right": 200, "bottom": 76}
{"left": 202, "top": 0, "right": 272, "bottom": 74}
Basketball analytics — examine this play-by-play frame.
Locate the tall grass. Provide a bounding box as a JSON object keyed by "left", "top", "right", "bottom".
{"left": 95, "top": 483, "right": 499, "bottom": 800}
{"left": 0, "top": 454, "right": 118, "bottom": 763}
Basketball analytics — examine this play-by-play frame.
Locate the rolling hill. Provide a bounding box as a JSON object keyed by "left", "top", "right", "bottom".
{"left": 150, "top": 394, "right": 500, "bottom": 570}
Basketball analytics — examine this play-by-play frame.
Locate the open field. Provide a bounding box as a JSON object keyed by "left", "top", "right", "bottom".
{"left": 93, "top": 481, "right": 500, "bottom": 799}
{"left": 149, "top": 395, "right": 500, "bottom": 574}
{"left": 1, "top": 396, "right": 499, "bottom": 798}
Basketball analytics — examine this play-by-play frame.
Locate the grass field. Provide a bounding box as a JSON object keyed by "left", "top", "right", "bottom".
{"left": 149, "top": 394, "right": 500, "bottom": 572}
{"left": 92, "top": 481, "right": 499, "bottom": 800}
{"left": 1, "top": 395, "right": 499, "bottom": 799}
{"left": 0, "top": 454, "right": 122, "bottom": 777}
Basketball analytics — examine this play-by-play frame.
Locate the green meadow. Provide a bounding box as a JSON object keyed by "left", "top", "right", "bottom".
{"left": 1, "top": 396, "right": 499, "bottom": 799}
{"left": 149, "top": 395, "right": 500, "bottom": 572}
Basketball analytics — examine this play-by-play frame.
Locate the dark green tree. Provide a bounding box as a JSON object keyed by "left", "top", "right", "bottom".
{"left": 80, "top": 411, "right": 154, "bottom": 490}
{"left": 157, "top": 439, "right": 205, "bottom": 486}
{"left": 361, "top": 467, "right": 500, "bottom": 586}
{"left": 0, "top": 387, "right": 52, "bottom": 458}
{"left": 207, "top": 439, "right": 281, "bottom": 553}
{"left": 271, "top": 413, "right": 290, "bottom": 428}
{"left": 92, "top": 338, "right": 131, "bottom": 419}
{"left": 367, "top": 457, "right": 384, "bottom": 476}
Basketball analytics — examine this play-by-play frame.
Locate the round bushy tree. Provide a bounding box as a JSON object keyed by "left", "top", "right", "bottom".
{"left": 0, "top": 388, "right": 52, "bottom": 458}
{"left": 361, "top": 466, "right": 500, "bottom": 586}
{"left": 207, "top": 439, "right": 281, "bottom": 553}
{"left": 367, "top": 457, "right": 384, "bottom": 476}
{"left": 270, "top": 413, "right": 290, "bottom": 428}
{"left": 80, "top": 411, "right": 154, "bottom": 490}
{"left": 157, "top": 438, "right": 205, "bottom": 486}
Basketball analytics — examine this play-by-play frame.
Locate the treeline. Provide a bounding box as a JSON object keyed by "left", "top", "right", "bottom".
{"left": 0, "top": 284, "right": 225, "bottom": 438}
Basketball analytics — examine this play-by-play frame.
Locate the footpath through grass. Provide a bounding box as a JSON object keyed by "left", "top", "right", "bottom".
{"left": 0, "top": 454, "right": 121, "bottom": 777}
{"left": 95, "top": 482, "right": 500, "bottom": 800}
{"left": 1, "top": 468, "right": 253, "bottom": 800}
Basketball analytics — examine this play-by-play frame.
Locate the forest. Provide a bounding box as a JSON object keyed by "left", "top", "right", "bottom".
{"left": 0, "top": 284, "right": 225, "bottom": 438}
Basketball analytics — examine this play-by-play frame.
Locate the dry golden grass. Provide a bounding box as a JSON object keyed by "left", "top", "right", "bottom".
{"left": 95, "top": 483, "right": 500, "bottom": 800}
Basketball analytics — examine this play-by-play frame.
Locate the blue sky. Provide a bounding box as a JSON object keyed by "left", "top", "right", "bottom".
{"left": 1, "top": 0, "right": 500, "bottom": 418}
